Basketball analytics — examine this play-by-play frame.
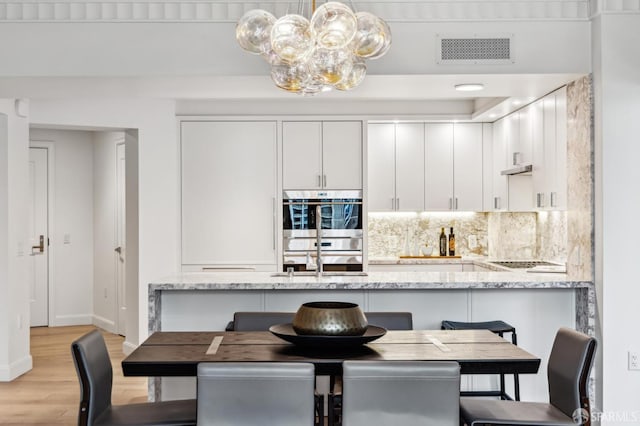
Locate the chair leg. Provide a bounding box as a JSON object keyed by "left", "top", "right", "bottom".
{"left": 315, "top": 394, "right": 324, "bottom": 426}
{"left": 328, "top": 393, "right": 334, "bottom": 426}
{"left": 511, "top": 331, "right": 521, "bottom": 401}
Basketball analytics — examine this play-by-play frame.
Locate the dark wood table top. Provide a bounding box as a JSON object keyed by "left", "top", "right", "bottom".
{"left": 122, "top": 329, "right": 540, "bottom": 377}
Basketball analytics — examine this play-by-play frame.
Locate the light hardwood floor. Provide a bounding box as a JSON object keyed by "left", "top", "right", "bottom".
{"left": 0, "top": 325, "right": 147, "bottom": 426}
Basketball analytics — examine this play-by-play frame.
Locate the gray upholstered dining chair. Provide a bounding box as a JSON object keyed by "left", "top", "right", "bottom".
{"left": 71, "top": 329, "right": 196, "bottom": 426}
{"left": 328, "top": 311, "right": 414, "bottom": 426}
{"left": 197, "top": 362, "right": 316, "bottom": 426}
{"left": 224, "top": 311, "right": 294, "bottom": 331}
{"left": 460, "top": 327, "right": 597, "bottom": 426}
{"left": 224, "top": 310, "right": 324, "bottom": 425}
{"left": 340, "top": 360, "right": 461, "bottom": 426}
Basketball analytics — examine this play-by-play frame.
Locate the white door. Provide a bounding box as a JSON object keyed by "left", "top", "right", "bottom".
{"left": 28, "top": 147, "right": 49, "bottom": 327}
{"left": 322, "top": 121, "right": 362, "bottom": 190}
{"left": 395, "top": 123, "right": 425, "bottom": 211}
{"left": 367, "top": 123, "right": 396, "bottom": 211}
{"left": 283, "top": 122, "right": 322, "bottom": 189}
{"left": 115, "top": 143, "right": 126, "bottom": 336}
{"left": 453, "top": 123, "right": 484, "bottom": 211}
{"left": 425, "top": 123, "right": 454, "bottom": 211}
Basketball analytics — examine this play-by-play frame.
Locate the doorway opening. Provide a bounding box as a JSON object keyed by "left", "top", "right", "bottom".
{"left": 28, "top": 128, "right": 138, "bottom": 342}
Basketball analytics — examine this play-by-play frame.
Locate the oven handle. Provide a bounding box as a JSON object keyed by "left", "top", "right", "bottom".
{"left": 283, "top": 201, "right": 362, "bottom": 205}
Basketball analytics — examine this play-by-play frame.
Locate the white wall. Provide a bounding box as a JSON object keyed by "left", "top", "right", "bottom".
{"left": 92, "top": 131, "right": 124, "bottom": 333}
{"left": 0, "top": 99, "right": 31, "bottom": 381}
{"left": 0, "top": 20, "right": 590, "bottom": 78}
{"left": 30, "top": 128, "right": 95, "bottom": 326}
{"left": 29, "top": 99, "right": 179, "bottom": 349}
{"left": 593, "top": 12, "right": 640, "bottom": 422}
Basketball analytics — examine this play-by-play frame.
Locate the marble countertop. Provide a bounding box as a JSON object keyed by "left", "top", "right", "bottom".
{"left": 149, "top": 269, "right": 592, "bottom": 291}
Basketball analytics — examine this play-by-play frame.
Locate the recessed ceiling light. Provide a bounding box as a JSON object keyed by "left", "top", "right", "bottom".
{"left": 454, "top": 83, "right": 485, "bottom": 92}
{"left": 512, "top": 100, "right": 522, "bottom": 106}
{"left": 489, "top": 113, "right": 497, "bottom": 118}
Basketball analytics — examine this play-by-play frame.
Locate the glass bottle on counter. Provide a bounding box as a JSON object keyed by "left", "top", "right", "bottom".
{"left": 448, "top": 227, "right": 456, "bottom": 256}
{"left": 439, "top": 227, "right": 447, "bottom": 256}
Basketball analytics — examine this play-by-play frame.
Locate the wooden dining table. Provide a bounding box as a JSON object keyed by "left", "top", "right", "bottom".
{"left": 121, "top": 329, "right": 540, "bottom": 377}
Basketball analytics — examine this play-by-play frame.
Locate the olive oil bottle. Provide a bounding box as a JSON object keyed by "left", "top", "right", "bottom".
{"left": 439, "top": 228, "right": 447, "bottom": 256}
{"left": 448, "top": 227, "right": 456, "bottom": 256}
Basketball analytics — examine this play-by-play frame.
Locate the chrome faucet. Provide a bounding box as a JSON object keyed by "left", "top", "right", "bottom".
{"left": 315, "top": 204, "right": 323, "bottom": 276}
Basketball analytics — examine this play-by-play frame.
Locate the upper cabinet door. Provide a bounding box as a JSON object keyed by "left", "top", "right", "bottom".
{"left": 283, "top": 121, "right": 322, "bottom": 189}
{"left": 368, "top": 123, "right": 396, "bottom": 212}
{"left": 395, "top": 123, "right": 425, "bottom": 211}
{"left": 322, "top": 121, "right": 362, "bottom": 190}
{"left": 425, "top": 123, "right": 454, "bottom": 211}
{"left": 491, "top": 119, "right": 509, "bottom": 211}
{"left": 181, "top": 121, "right": 277, "bottom": 267}
{"left": 453, "top": 123, "right": 483, "bottom": 211}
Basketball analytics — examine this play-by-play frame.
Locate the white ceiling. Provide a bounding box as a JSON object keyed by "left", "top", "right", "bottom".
{"left": 0, "top": 72, "right": 584, "bottom": 121}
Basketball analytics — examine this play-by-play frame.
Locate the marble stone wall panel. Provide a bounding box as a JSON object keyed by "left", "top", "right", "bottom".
{"left": 487, "top": 212, "right": 537, "bottom": 259}
{"left": 566, "top": 75, "right": 594, "bottom": 280}
{"left": 536, "top": 211, "right": 568, "bottom": 263}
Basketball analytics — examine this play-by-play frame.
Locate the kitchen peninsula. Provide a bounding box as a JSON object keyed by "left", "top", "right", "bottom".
{"left": 148, "top": 265, "right": 593, "bottom": 402}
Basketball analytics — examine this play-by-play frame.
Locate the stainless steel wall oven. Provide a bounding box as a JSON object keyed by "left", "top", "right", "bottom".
{"left": 283, "top": 190, "right": 363, "bottom": 272}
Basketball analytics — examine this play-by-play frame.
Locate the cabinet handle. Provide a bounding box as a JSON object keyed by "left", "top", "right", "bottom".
{"left": 323, "top": 174, "right": 327, "bottom": 188}
{"left": 536, "top": 193, "right": 540, "bottom": 208}
{"left": 550, "top": 192, "right": 556, "bottom": 208}
{"left": 317, "top": 175, "right": 322, "bottom": 188}
{"left": 449, "top": 198, "right": 453, "bottom": 210}
{"left": 455, "top": 198, "right": 459, "bottom": 210}
{"left": 396, "top": 198, "right": 400, "bottom": 210}
{"left": 391, "top": 198, "right": 395, "bottom": 210}
{"left": 494, "top": 197, "right": 500, "bottom": 210}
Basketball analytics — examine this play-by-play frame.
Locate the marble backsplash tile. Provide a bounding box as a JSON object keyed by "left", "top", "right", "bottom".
{"left": 367, "top": 212, "right": 488, "bottom": 257}
{"left": 368, "top": 210, "right": 568, "bottom": 261}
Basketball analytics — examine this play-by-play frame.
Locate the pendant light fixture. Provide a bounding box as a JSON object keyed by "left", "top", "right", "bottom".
{"left": 236, "top": 1, "right": 391, "bottom": 95}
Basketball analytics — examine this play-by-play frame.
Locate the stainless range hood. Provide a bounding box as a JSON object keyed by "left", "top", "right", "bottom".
{"left": 501, "top": 164, "right": 532, "bottom": 175}
{"left": 501, "top": 152, "right": 533, "bottom": 175}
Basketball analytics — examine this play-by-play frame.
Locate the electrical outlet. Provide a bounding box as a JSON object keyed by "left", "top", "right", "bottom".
{"left": 628, "top": 351, "right": 640, "bottom": 370}
{"left": 468, "top": 235, "right": 478, "bottom": 250}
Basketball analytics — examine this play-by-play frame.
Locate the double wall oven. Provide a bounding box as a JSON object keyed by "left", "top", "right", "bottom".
{"left": 282, "top": 190, "right": 363, "bottom": 271}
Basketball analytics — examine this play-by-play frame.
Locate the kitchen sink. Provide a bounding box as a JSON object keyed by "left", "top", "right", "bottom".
{"left": 271, "top": 271, "right": 368, "bottom": 277}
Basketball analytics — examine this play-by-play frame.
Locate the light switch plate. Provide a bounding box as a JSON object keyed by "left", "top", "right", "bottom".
{"left": 628, "top": 351, "right": 640, "bottom": 370}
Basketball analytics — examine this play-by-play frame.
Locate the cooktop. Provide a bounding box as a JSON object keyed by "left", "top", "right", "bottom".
{"left": 489, "top": 260, "right": 559, "bottom": 269}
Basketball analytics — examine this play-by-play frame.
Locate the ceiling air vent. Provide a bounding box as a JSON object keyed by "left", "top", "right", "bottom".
{"left": 436, "top": 35, "right": 514, "bottom": 65}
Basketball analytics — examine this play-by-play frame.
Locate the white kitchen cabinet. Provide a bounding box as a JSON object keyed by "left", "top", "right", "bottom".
{"left": 531, "top": 87, "right": 568, "bottom": 210}
{"left": 181, "top": 121, "right": 277, "bottom": 269}
{"left": 368, "top": 123, "right": 424, "bottom": 211}
{"left": 490, "top": 119, "right": 509, "bottom": 211}
{"left": 508, "top": 104, "right": 533, "bottom": 168}
{"left": 503, "top": 112, "right": 534, "bottom": 212}
{"left": 425, "top": 123, "right": 483, "bottom": 211}
{"left": 453, "top": 123, "right": 484, "bottom": 211}
{"left": 283, "top": 121, "right": 362, "bottom": 190}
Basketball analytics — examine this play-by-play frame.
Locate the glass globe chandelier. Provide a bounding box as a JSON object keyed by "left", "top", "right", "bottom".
{"left": 235, "top": 1, "right": 391, "bottom": 95}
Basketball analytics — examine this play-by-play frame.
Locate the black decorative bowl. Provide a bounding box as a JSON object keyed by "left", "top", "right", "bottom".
{"left": 292, "top": 301, "right": 368, "bottom": 336}
{"left": 269, "top": 323, "right": 387, "bottom": 348}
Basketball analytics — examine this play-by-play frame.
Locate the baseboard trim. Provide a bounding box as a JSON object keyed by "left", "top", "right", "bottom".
{"left": 0, "top": 355, "right": 33, "bottom": 382}
{"left": 123, "top": 340, "right": 138, "bottom": 356}
{"left": 92, "top": 315, "right": 116, "bottom": 333}
{"left": 52, "top": 314, "right": 93, "bottom": 327}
